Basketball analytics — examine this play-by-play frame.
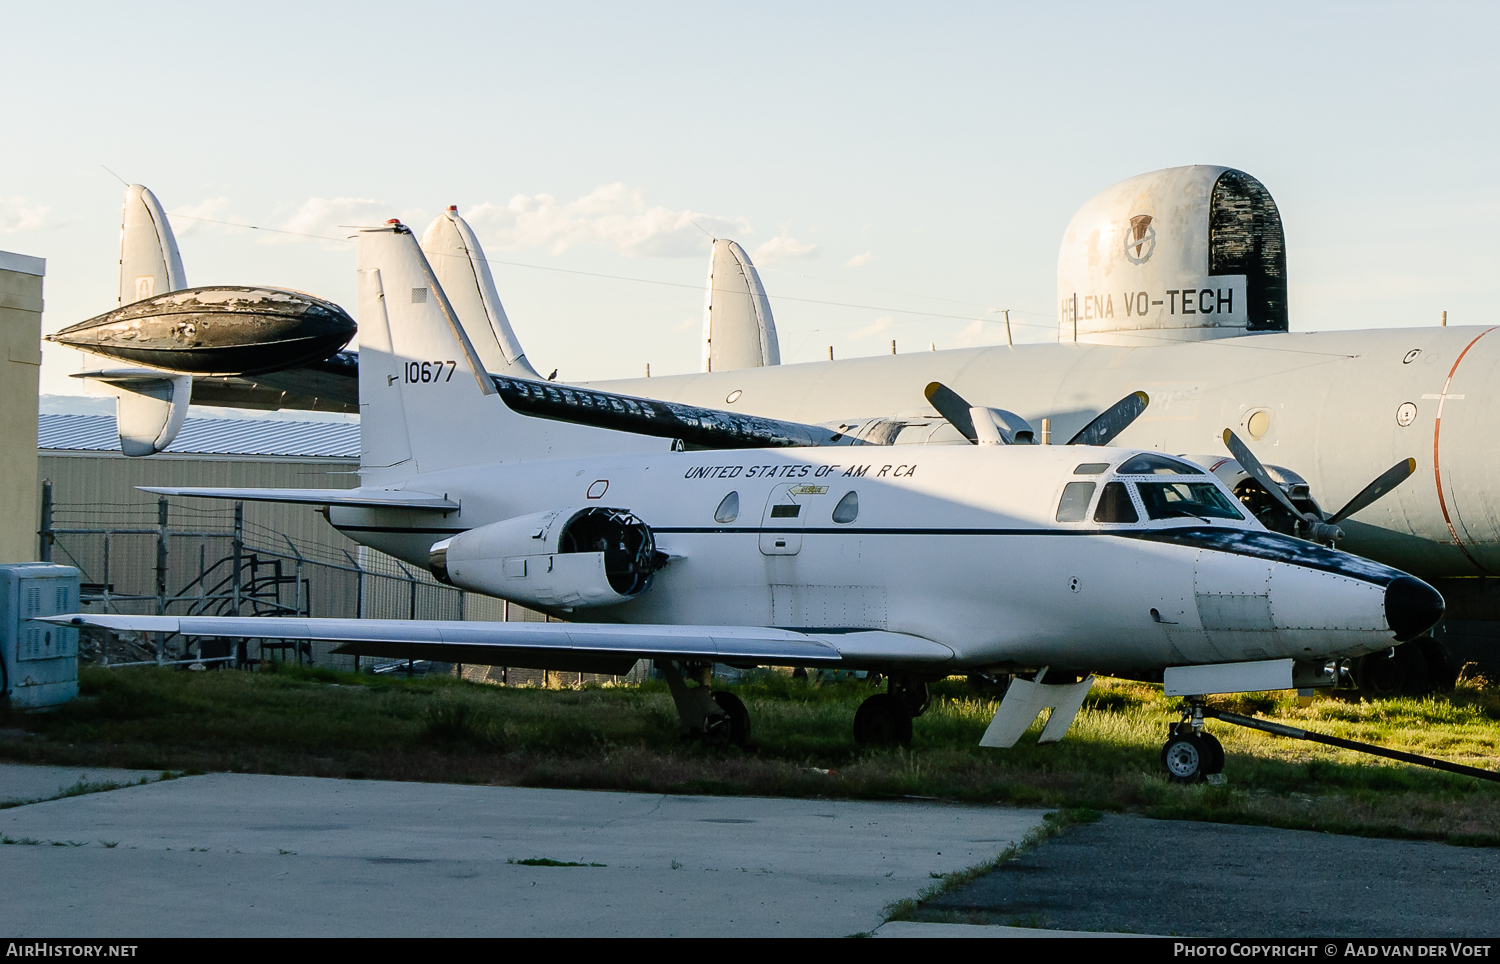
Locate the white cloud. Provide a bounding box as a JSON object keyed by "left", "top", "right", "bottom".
{"left": 166, "top": 197, "right": 231, "bottom": 237}
{"left": 275, "top": 197, "right": 405, "bottom": 243}
{"left": 752, "top": 235, "right": 819, "bottom": 265}
{"left": 952, "top": 317, "right": 1004, "bottom": 348}
{"left": 853, "top": 316, "right": 895, "bottom": 339}
{"left": 464, "top": 184, "right": 748, "bottom": 258}
{"left": 845, "top": 251, "right": 873, "bottom": 267}
{"left": 0, "top": 198, "right": 49, "bottom": 233}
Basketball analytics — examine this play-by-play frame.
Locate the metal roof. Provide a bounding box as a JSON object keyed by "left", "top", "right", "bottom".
{"left": 39, "top": 413, "right": 359, "bottom": 459}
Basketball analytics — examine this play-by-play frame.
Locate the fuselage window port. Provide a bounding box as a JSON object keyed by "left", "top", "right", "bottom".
{"left": 770, "top": 504, "right": 801, "bottom": 519}
{"left": 714, "top": 491, "right": 740, "bottom": 524}
{"left": 1073, "top": 462, "right": 1109, "bottom": 475}
{"left": 832, "top": 491, "right": 859, "bottom": 524}
{"left": 1094, "top": 481, "right": 1139, "bottom": 524}
{"left": 1055, "top": 481, "right": 1096, "bottom": 522}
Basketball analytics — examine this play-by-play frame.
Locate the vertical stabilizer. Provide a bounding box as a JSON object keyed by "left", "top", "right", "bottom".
{"left": 419, "top": 208, "right": 540, "bottom": 379}
{"left": 118, "top": 185, "right": 186, "bottom": 305}
{"left": 701, "top": 239, "right": 779, "bottom": 372}
{"left": 356, "top": 222, "right": 660, "bottom": 484}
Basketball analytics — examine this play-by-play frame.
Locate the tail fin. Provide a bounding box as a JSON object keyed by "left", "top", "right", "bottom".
{"left": 118, "top": 184, "right": 186, "bottom": 305}
{"left": 419, "top": 208, "right": 540, "bottom": 379}
{"left": 356, "top": 222, "right": 658, "bottom": 484}
{"left": 702, "top": 239, "right": 779, "bottom": 372}
{"left": 110, "top": 184, "right": 191, "bottom": 454}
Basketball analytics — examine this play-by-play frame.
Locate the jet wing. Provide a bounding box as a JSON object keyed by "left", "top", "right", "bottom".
{"left": 135, "top": 487, "right": 460, "bottom": 510}
{"left": 187, "top": 351, "right": 360, "bottom": 414}
{"left": 37, "top": 614, "right": 955, "bottom": 671}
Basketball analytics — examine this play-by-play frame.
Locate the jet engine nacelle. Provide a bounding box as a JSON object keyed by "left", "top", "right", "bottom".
{"left": 430, "top": 507, "right": 658, "bottom": 609}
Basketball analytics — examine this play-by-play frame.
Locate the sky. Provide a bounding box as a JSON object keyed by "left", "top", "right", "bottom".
{"left": 3, "top": 2, "right": 1497, "bottom": 396}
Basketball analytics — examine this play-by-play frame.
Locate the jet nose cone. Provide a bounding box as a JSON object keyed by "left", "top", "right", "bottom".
{"left": 1385, "top": 576, "right": 1445, "bottom": 641}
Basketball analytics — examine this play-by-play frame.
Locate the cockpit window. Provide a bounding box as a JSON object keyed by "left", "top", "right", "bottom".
{"left": 832, "top": 491, "right": 859, "bottom": 524}
{"left": 1073, "top": 463, "right": 1109, "bottom": 475}
{"left": 1136, "top": 482, "right": 1245, "bottom": 521}
{"left": 1055, "top": 481, "right": 1096, "bottom": 523}
{"left": 1117, "top": 454, "right": 1205, "bottom": 476}
{"left": 1093, "top": 481, "right": 1139, "bottom": 524}
{"left": 714, "top": 491, "right": 740, "bottom": 523}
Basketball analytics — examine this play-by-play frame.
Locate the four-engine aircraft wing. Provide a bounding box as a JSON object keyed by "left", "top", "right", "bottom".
{"left": 36, "top": 614, "right": 956, "bottom": 673}
{"left": 493, "top": 374, "right": 868, "bottom": 449}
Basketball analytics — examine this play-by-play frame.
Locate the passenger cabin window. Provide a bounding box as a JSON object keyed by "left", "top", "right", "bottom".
{"left": 1135, "top": 482, "right": 1246, "bottom": 521}
{"left": 1093, "top": 481, "right": 1139, "bottom": 524}
{"left": 770, "top": 504, "right": 801, "bottom": 519}
{"left": 714, "top": 491, "right": 740, "bottom": 524}
{"left": 1116, "top": 454, "right": 1205, "bottom": 476}
{"left": 1073, "top": 463, "right": 1109, "bottom": 475}
{"left": 832, "top": 491, "right": 859, "bottom": 524}
{"left": 1055, "top": 481, "right": 1096, "bottom": 522}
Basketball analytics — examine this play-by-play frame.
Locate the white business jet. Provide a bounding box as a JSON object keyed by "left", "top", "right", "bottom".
{"left": 42, "top": 222, "right": 1444, "bottom": 783}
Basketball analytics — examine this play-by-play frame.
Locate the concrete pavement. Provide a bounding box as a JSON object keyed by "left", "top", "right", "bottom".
{"left": 0, "top": 765, "right": 1048, "bottom": 937}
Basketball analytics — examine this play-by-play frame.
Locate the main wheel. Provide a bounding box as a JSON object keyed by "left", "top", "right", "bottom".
{"left": 1198, "top": 732, "right": 1225, "bottom": 775}
{"left": 1161, "top": 730, "right": 1208, "bottom": 783}
{"left": 709, "top": 691, "right": 751, "bottom": 747}
{"left": 853, "top": 693, "right": 913, "bottom": 746}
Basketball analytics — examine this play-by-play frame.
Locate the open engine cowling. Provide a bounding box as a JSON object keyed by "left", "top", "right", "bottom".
{"left": 430, "top": 507, "right": 658, "bottom": 609}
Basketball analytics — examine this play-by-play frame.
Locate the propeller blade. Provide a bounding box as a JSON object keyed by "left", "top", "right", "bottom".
{"left": 1067, "top": 391, "right": 1150, "bottom": 446}
{"left": 1327, "top": 458, "right": 1418, "bottom": 525}
{"left": 924, "top": 382, "right": 977, "bottom": 444}
{"left": 1221, "top": 429, "right": 1315, "bottom": 523}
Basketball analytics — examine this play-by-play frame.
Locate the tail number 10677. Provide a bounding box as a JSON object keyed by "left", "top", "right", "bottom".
{"left": 404, "top": 361, "right": 456, "bottom": 383}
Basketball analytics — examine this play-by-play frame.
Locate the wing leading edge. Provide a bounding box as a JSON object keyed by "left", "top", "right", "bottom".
{"left": 37, "top": 615, "right": 955, "bottom": 673}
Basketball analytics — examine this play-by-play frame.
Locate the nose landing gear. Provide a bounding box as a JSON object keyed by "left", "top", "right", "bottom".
{"left": 1160, "top": 697, "right": 1225, "bottom": 783}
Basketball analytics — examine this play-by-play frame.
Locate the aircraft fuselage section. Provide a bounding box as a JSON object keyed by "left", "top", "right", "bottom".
{"left": 330, "top": 445, "right": 1415, "bottom": 675}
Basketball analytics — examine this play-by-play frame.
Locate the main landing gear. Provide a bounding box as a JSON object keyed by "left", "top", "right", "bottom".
{"left": 1160, "top": 696, "right": 1225, "bottom": 783}
{"left": 853, "top": 676, "right": 930, "bottom": 746}
{"left": 656, "top": 660, "right": 750, "bottom": 746}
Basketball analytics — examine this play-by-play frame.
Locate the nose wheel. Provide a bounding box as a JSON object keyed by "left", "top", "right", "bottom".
{"left": 1160, "top": 699, "right": 1225, "bottom": 783}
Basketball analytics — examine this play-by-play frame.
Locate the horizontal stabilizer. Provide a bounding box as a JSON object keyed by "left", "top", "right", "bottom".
{"left": 36, "top": 615, "right": 953, "bottom": 670}
{"left": 136, "top": 486, "right": 460, "bottom": 510}
{"left": 493, "top": 375, "right": 867, "bottom": 449}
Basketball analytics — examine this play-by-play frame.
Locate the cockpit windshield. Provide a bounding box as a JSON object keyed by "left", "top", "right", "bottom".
{"left": 1135, "top": 481, "right": 1245, "bottom": 522}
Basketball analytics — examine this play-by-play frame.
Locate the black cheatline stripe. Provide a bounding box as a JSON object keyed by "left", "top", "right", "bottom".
{"left": 337, "top": 521, "right": 1404, "bottom": 588}
{"left": 652, "top": 527, "right": 1098, "bottom": 536}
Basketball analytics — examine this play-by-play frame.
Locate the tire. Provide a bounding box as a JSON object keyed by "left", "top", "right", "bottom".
{"left": 1198, "top": 732, "right": 1225, "bottom": 775}
{"left": 853, "top": 693, "right": 913, "bottom": 746}
{"left": 710, "top": 691, "right": 751, "bottom": 747}
{"left": 1359, "top": 645, "right": 1429, "bottom": 699}
{"left": 1161, "top": 730, "right": 1208, "bottom": 783}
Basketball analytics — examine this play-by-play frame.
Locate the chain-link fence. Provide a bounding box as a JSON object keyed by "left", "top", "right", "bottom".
{"left": 41, "top": 485, "right": 644, "bottom": 683}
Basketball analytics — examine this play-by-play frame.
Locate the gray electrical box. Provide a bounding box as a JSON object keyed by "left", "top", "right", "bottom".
{"left": 0, "top": 564, "right": 81, "bottom": 710}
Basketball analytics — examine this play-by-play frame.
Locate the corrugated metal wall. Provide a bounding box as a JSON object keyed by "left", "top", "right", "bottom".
{"left": 37, "top": 449, "right": 634, "bottom": 682}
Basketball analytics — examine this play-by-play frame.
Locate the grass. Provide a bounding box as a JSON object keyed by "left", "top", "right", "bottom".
{"left": 0, "top": 664, "right": 1496, "bottom": 846}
